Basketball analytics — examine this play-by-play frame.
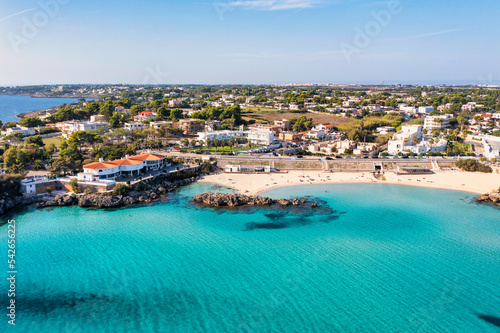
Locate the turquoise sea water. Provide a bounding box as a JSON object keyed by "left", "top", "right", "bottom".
{"left": 0, "top": 95, "right": 82, "bottom": 123}
{"left": 1, "top": 183, "right": 500, "bottom": 332}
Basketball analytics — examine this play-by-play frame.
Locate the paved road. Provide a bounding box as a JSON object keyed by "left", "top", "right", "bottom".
{"left": 162, "top": 150, "right": 464, "bottom": 163}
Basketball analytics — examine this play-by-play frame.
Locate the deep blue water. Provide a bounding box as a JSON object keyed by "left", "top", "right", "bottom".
{"left": 1, "top": 183, "right": 500, "bottom": 332}
{"left": 0, "top": 95, "right": 82, "bottom": 123}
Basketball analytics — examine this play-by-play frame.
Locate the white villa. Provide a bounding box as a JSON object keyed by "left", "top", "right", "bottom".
{"left": 78, "top": 153, "right": 169, "bottom": 180}
{"left": 124, "top": 122, "right": 147, "bottom": 131}
{"left": 197, "top": 125, "right": 276, "bottom": 146}
{"left": 388, "top": 125, "right": 447, "bottom": 155}
{"left": 60, "top": 121, "right": 109, "bottom": 138}
{"left": 1, "top": 126, "right": 36, "bottom": 137}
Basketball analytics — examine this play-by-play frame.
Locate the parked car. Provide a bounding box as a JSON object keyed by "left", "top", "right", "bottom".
{"left": 297, "top": 155, "right": 304, "bottom": 158}
{"left": 326, "top": 157, "right": 333, "bottom": 160}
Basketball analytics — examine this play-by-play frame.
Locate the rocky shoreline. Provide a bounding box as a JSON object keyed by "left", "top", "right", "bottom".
{"left": 478, "top": 188, "right": 500, "bottom": 206}
{"left": 193, "top": 192, "right": 318, "bottom": 208}
{"left": 37, "top": 176, "right": 201, "bottom": 209}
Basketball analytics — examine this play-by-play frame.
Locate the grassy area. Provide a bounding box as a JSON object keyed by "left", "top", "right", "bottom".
{"left": 42, "top": 136, "right": 63, "bottom": 148}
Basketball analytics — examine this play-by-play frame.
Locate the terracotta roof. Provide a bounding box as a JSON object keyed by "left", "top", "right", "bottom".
{"left": 83, "top": 162, "right": 119, "bottom": 170}
{"left": 129, "top": 153, "right": 165, "bottom": 161}
{"left": 112, "top": 159, "right": 143, "bottom": 166}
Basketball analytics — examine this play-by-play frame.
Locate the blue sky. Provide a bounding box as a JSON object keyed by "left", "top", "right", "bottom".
{"left": 0, "top": 0, "right": 499, "bottom": 85}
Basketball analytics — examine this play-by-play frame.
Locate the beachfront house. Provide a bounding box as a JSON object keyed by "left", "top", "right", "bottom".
{"left": 388, "top": 125, "right": 447, "bottom": 155}
{"left": 78, "top": 153, "right": 169, "bottom": 180}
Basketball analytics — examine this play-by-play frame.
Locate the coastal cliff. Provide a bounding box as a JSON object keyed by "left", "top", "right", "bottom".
{"left": 193, "top": 192, "right": 315, "bottom": 208}
{"left": 478, "top": 188, "right": 500, "bottom": 206}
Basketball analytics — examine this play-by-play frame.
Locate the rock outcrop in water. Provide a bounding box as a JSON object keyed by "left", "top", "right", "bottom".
{"left": 478, "top": 188, "right": 500, "bottom": 206}
{"left": 193, "top": 192, "right": 317, "bottom": 208}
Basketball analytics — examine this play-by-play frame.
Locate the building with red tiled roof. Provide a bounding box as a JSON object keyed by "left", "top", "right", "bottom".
{"left": 129, "top": 153, "right": 167, "bottom": 171}
{"left": 134, "top": 111, "right": 156, "bottom": 122}
{"left": 79, "top": 152, "right": 168, "bottom": 180}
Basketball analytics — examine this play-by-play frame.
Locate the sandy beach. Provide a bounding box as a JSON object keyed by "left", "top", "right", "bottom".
{"left": 199, "top": 169, "right": 500, "bottom": 196}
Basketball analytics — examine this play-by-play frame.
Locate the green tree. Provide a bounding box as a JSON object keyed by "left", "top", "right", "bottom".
{"left": 113, "top": 183, "right": 129, "bottom": 196}
{"left": 170, "top": 108, "right": 183, "bottom": 121}
{"left": 213, "top": 139, "right": 220, "bottom": 152}
{"left": 25, "top": 135, "right": 45, "bottom": 147}
{"left": 69, "top": 179, "right": 80, "bottom": 193}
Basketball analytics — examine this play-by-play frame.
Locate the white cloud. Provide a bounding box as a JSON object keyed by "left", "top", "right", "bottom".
{"left": 229, "top": 0, "right": 326, "bottom": 11}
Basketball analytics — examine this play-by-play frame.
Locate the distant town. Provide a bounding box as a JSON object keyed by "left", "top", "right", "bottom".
{"left": 0, "top": 84, "right": 499, "bottom": 199}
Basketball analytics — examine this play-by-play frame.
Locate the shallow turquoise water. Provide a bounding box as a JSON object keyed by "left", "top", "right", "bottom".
{"left": 1, "top": 183, "right": 500, "bottom": 332}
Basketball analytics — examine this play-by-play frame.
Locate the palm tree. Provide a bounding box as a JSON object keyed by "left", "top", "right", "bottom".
{"left": 213, "top": 139, "right": 220, "bottom": 152}
{"left": 206, "top": 138, "right": 212, "bottom": 152}
{"left": 33, "top": 159, "right": 44, "bottom": 170}
{"left": 228, "top": 139, "right": 235, "bottom": 152}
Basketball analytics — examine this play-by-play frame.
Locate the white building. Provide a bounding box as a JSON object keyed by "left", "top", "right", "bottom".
{"left": 246, "top": 130, "right": 276, "bottom": 145}
{"left": 424, "top": 114, "right": 452, "bottom": 130}
{"left": 197, "top": 125, "right": 276, "bottom": 146}
{"left": 78, "top": 153, "right": 169, "bottom": 180}
{"left": 388, "top": 125, "right": 423, "bottom": 155}
{"left": 376, "top": 126, "right": 396, "bottom": 135}
{"left": 306, "top": 129, "right": 326, "bottom": 139}
{"left": 133, "top": 112, "right": 156, "bottom": 122}
{"left": 482, "top": 135, "right": 500, "bottom": 160}
{"left": 417, "top": 106, "right": 434, "bottom": 114}
{"left": 61, "top": 121, "right": 109, "bottom": 138}
{"left": 388, "top": 125, "right": 447, "bottom": 155}
{"left": 124, "top": 122, "right": 146, "bottom": 131}
{"left": 400, "top": 106, "right": 416, "bottom": 114}
{"left": 1, "top": 127, "right": 36, "bottom": 137}
{"left": 197, "top": 126, "right": 245, "bottom": 143}
{"left": 90, "top": 115, "right": 106, "bottom": 122}
{"left": 168, "top": 100, "right": 183, "bottom": 108}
